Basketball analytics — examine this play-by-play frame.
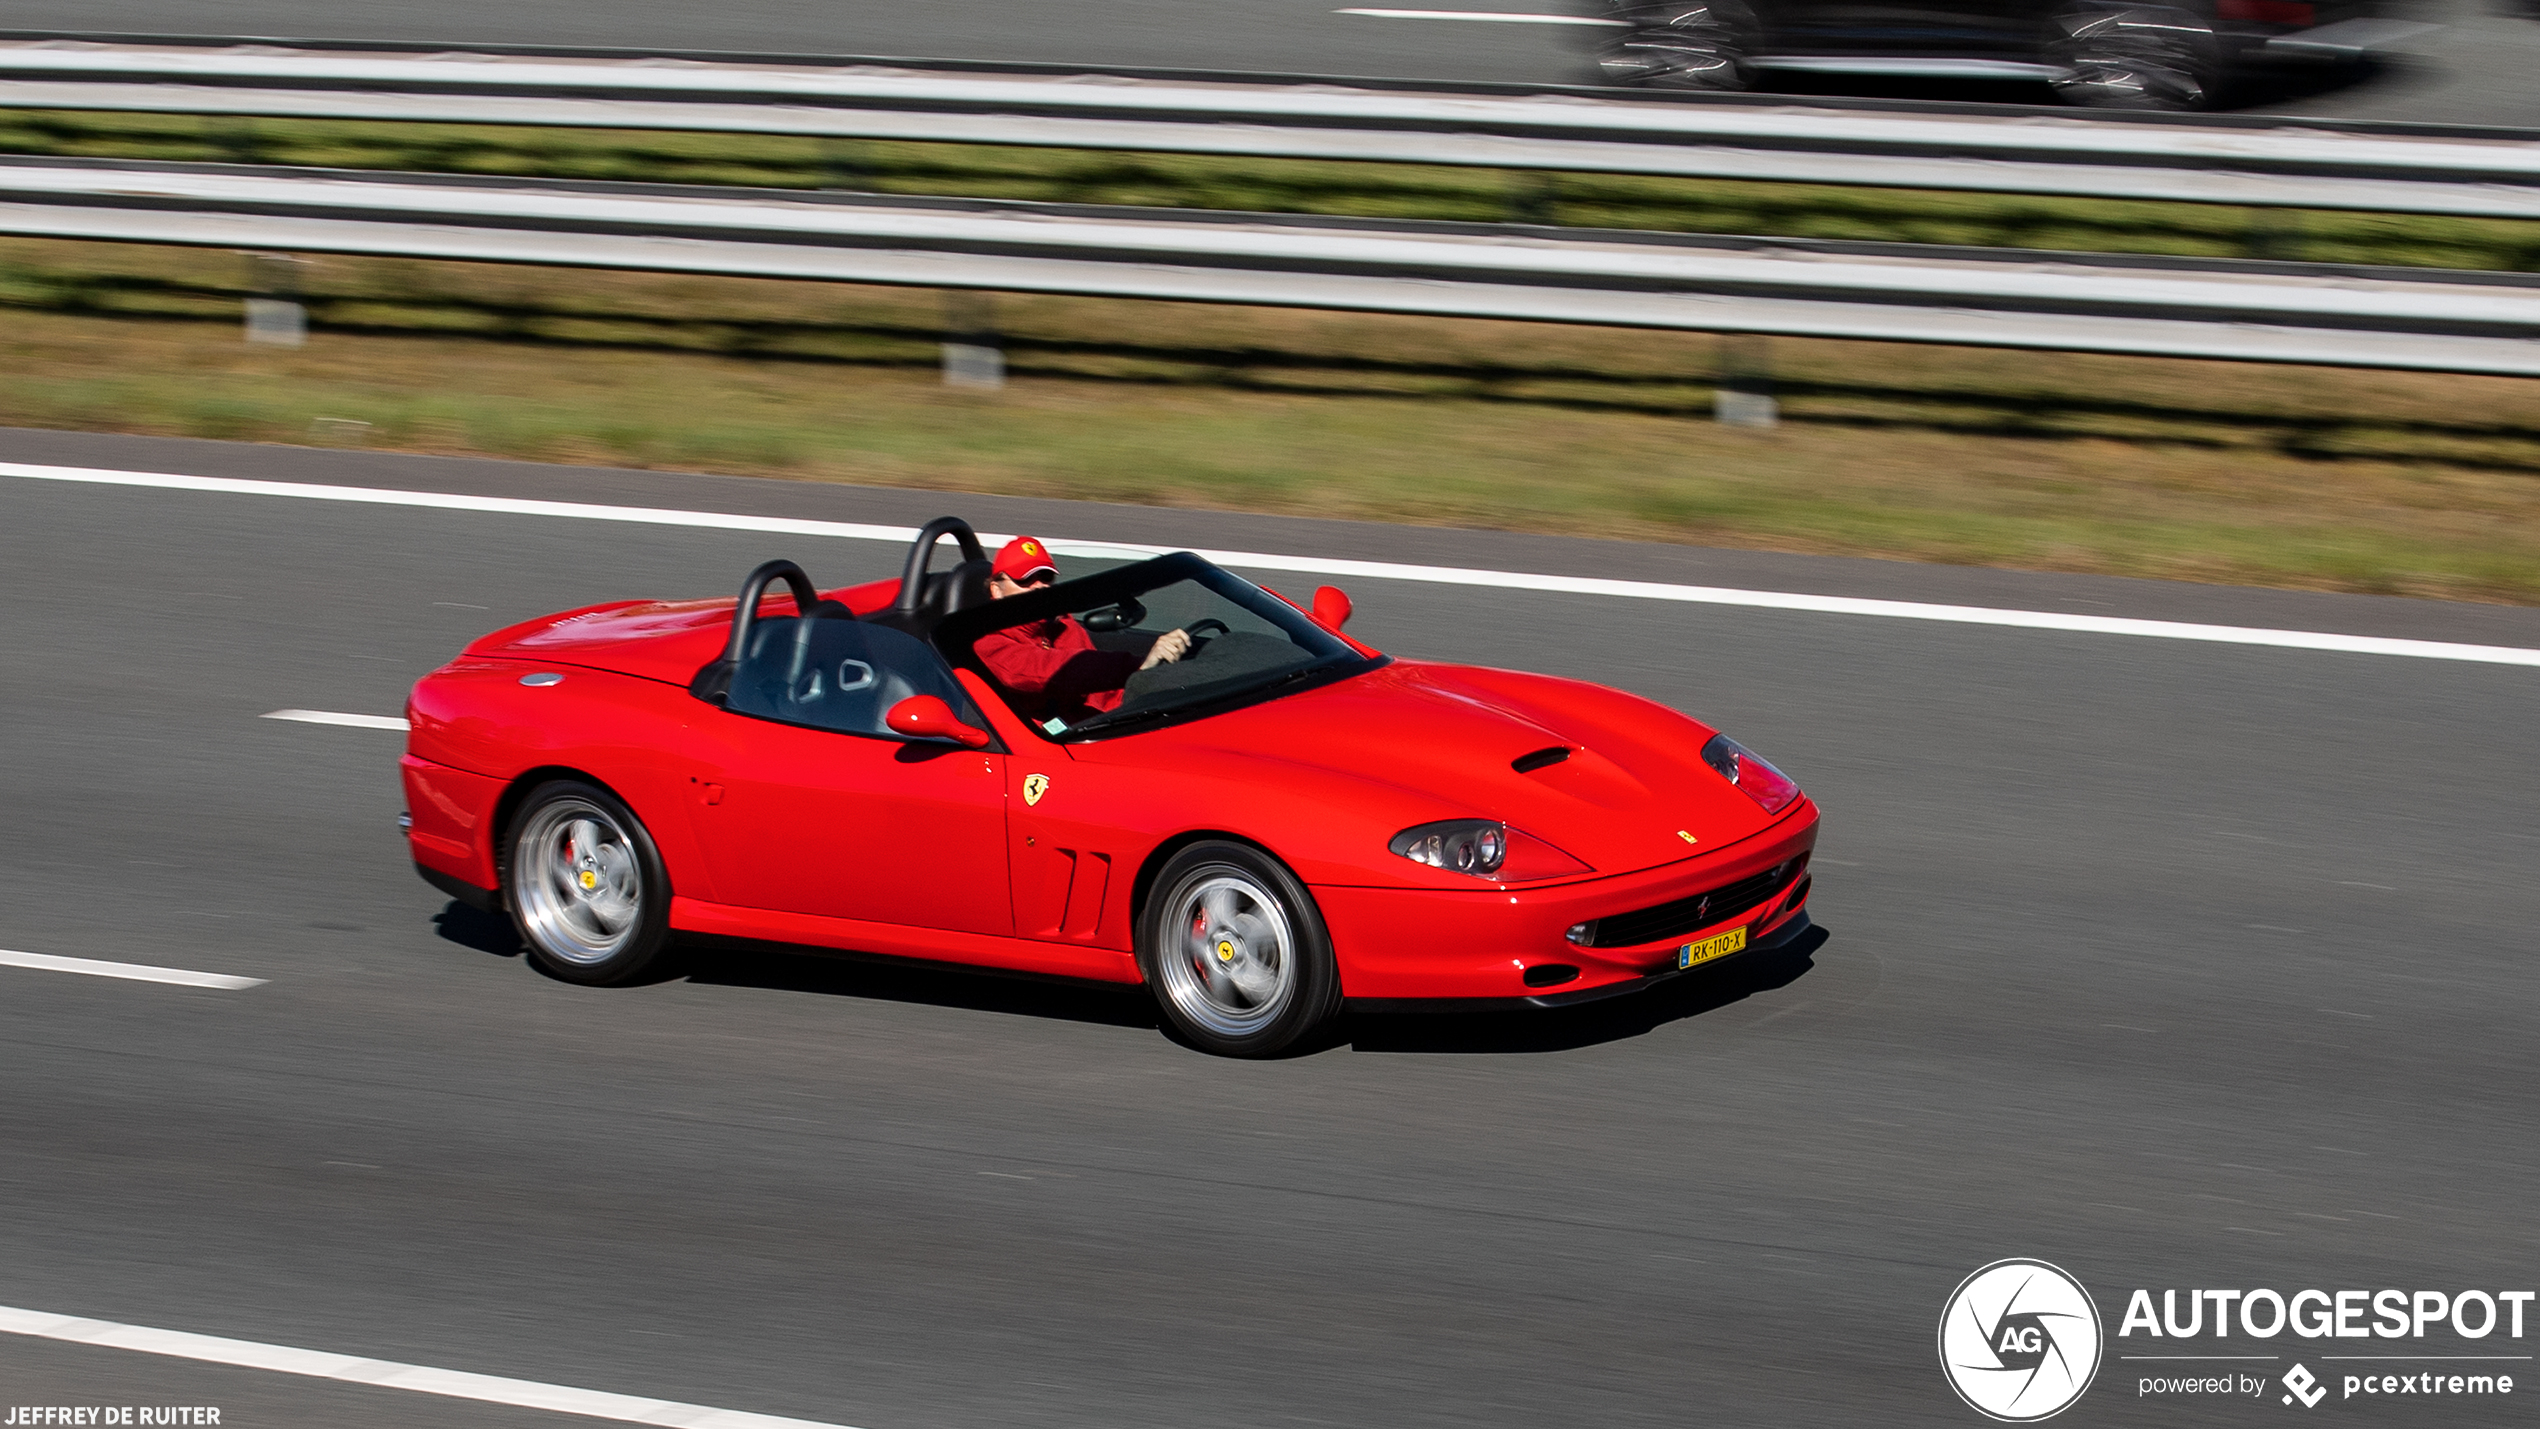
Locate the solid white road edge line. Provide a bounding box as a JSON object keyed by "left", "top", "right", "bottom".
{"left": 0, "top": 949, "right": 265, "bottom": 990}
{"left": 8, "top": 460, "right": 2537, "bottom": 668}
{"left": 263, "top": 708, "right": 413, "bottom": 731}
{"left": 1334, "top": 8, "right": 1630, "bottom": 21}
{"left": 0, "top": 1304, "right": 863, "bottom": 1429}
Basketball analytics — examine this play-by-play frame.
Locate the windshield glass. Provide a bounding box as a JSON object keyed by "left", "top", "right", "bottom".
{"left": 936, "top": 553, "right": 1376, "bottom": 741}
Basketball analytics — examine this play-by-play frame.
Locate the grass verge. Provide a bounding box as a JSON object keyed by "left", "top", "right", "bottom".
{"left": 5, "top": 108, "right": 2538, "bottom": 271}
{"left": 2, "top": 239, "right": 2534, "bottom": 604}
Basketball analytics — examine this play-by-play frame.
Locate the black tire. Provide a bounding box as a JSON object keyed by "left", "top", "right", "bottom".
{"left": 2050, "top": 4, "right": 2220, "bottom": 110}
{"left": 1593, "top": 1, "right": 1758, "bottom": 90}
{"left": 1137, "top": 841, "right": 1342, "bottom": 1058}
{"left": 503, "top": 779, "right": 676, "bottom": 986}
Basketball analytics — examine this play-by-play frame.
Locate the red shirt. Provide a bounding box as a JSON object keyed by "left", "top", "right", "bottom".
{"left": 974, "top": 615, "right": 1139, "bottom": 724}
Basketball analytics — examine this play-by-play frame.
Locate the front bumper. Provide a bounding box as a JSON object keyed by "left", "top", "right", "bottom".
{"left": 1314, "top": 803, "right": 1818, "bottom": 1002}
{"left": 1517, "top": 907, "right": 1812, "bottom": 1010}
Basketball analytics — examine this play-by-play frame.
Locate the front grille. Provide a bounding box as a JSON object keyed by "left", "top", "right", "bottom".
{"left": 1572, "top": 855, "right": 1807, "bottom": 949}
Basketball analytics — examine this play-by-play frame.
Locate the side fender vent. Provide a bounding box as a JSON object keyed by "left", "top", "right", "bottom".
{"left": 1512, "top": 745, "right": 1572, "bottom": 774}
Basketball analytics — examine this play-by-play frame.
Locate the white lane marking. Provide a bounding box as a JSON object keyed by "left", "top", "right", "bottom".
{"left": 0, "top": 949, "right": 265, "bottom": 990}
{"left": 1334, "top": 7, "right": 1630, "bottom": 21}
{"left": 7, "top": 460, "right": 2538, "bottom": 668}
{"left": 263, "top": 708, "right": 412, "bottom": 731}
{"left": 0, "top": 1304, "right": 864, "bottom": 1429}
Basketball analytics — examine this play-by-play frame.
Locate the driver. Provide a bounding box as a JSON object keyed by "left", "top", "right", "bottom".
{"left": 975, "top": 535, "right": 1190, "bottom": 724}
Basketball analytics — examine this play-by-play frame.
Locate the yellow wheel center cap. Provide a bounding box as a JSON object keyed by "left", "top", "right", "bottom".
{"left": 1216, "top": 939, "right": 1236, "bottom": 962}
{"left": 579, "top": 869, "right": 598, "bottom": 890}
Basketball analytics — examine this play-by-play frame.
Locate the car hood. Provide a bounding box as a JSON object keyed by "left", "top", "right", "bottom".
{"left": 1080, "top": 659, "right": 1786, "bottom": 880}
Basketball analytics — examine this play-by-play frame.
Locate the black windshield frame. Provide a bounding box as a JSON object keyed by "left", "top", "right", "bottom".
{"left": 932, "top": 552, "right": 1383, "bottom": 743}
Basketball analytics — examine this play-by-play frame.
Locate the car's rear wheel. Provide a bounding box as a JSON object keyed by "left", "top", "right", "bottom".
{"left": 1139, "top": 841, "right": 1341, "bottom": 1058}
{"left": 505, "top": 779, "right": 674, "bottom": 985}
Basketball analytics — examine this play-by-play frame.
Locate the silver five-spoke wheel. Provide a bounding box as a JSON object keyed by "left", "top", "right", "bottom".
{"left": 1159, "top": 870, "right": 1298, "bottom": 1039}
{"left": 516, "top": 798, "right": 642, "bottom": 963}
{"left": 506, "top": 780, "right": 674, "bottom": 985}
{"left": 1139, "top": 842, "right": 1341, "bottom": 1058}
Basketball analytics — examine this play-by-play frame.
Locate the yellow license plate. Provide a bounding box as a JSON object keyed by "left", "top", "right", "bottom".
{"left": 1677, "top": 926, "right": 1748, "bottom": 970}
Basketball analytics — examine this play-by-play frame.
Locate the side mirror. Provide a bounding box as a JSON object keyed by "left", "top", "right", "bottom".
{"left": 886, "top": 695, "right": 991, "bottom": 749}
{"left": 1312, "top": 585, "right": 1353, "bottom": 630}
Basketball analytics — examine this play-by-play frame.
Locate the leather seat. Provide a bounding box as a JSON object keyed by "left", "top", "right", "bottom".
{"left": 918, "top": 557, "right": 993, "bottom": 622}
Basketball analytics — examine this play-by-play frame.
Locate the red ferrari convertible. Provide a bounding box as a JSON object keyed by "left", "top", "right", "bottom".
{"left": 403, "top": 518, "right": 1819, "bottom": 1055}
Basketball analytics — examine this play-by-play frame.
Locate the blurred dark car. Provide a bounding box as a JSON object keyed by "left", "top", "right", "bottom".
{"left": 1581, "top": 0, "right": 2400, "bottom": 109}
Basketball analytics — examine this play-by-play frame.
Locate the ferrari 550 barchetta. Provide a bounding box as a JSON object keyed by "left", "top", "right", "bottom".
{"left": 403, "top": 518, "right": 1819, "bottom": 1056}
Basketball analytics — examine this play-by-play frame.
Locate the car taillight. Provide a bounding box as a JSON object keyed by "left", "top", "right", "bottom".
{"left": 1701, "top": 734, "right": 1800, "bottom": 814}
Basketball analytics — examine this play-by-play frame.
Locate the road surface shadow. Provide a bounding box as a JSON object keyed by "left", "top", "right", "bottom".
{"left": 432, "top": 898, "right": 1828, "bottom": 1050}
{"left": 432, "top": 900, "right": 521, "bottom": 957}
{"left": 1337, "top": 923, "right": 1829, "bottom": 1056}
{"left": 1745, "top": 58, "right": 2382, "bottom": 112}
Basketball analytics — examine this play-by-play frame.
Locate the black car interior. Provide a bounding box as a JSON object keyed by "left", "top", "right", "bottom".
{"left": 723, "top": 611, "right": 970, "bottom": 739}
{"left": 872, "top": 516, "right": 994, "bottom": 637}
{"left": 686, "top": 523, "right": 993, "bottom": 739}
{"left": 692, "top": 520, "right": 1372, "bottom": 741}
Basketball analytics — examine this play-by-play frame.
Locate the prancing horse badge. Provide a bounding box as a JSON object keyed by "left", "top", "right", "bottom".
{"left": 1023, "top": 773, "right": 1051, "bottom": 806}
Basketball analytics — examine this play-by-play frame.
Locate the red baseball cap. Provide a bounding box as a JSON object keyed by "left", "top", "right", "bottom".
{"left": 993, "top": 535, "right": 1058, "bottom": 584}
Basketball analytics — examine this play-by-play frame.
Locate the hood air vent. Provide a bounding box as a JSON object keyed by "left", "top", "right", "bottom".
{"left": 1511, "top": 745, "right": 1572, "bottom": 774}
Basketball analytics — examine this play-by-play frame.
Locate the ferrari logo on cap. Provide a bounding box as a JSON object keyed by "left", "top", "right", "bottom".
{"left": 1023, "top": 773, "right": 1050, "bottom": 806}
{"left": 1021, "top": 540, "right": 1040, "bottom": 556}
{"left": 1677, "top": 830, "right": 1698, "bottom": 845}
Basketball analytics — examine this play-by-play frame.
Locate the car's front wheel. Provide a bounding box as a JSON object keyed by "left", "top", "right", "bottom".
{"left": 505, "top": 779, "right": 675, "bottom": 985}
{"left": 2050, "top": 4, "right": 2220, "bottom": 109}
{"left": 1592, "top": 1, "right": 1758, "bottom": 90}
{"left": 1139, "top": 841, "right": 1341, "bottom": 1057}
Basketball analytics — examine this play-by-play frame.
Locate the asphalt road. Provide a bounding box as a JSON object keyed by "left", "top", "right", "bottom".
{"left": 1, "top": 425, "right": 2535, "bottom": 1428}
{"left": 8, "top": 0, "right": 2540, "bottom": 126}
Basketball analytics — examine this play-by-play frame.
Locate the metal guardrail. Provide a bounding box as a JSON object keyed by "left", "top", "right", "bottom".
{"left": 3, "top": 158, "right": 2534, "bottom": 376}
{"left": 2, "top": 42, "right": 2538, "bottom": 219}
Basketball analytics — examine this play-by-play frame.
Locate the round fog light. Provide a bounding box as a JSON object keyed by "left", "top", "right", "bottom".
{"left": 1564, "top": 922, "right": 1592, "bottom": 946}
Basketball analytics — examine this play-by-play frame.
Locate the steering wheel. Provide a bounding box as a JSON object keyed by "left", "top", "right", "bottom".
{"left": 1181, "top": 618, "right": 1230, "bottom": 655}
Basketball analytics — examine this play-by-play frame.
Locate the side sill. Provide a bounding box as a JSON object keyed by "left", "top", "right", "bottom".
{"left": 670, "top": 896, "right": 1140, "bottom": 984}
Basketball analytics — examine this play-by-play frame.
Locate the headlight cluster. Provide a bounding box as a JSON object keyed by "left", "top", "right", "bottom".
{"left": 1389, "top": 819, "right": 1591, "bottom": 882}
{"left": 1391, "top": 819, "right": 1504, "bottom": 875}
{"left": 1702, "top": 733, "right": 1801, "bottom": 814}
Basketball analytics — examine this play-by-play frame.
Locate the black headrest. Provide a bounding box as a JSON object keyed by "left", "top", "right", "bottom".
{"left": 922, "top": 557, "right": 993, "bottom": 619}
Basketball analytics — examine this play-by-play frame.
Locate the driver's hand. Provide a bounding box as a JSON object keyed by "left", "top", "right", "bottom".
{"left": 1138, "top": 628, "right": 1192, "bottom": 670}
